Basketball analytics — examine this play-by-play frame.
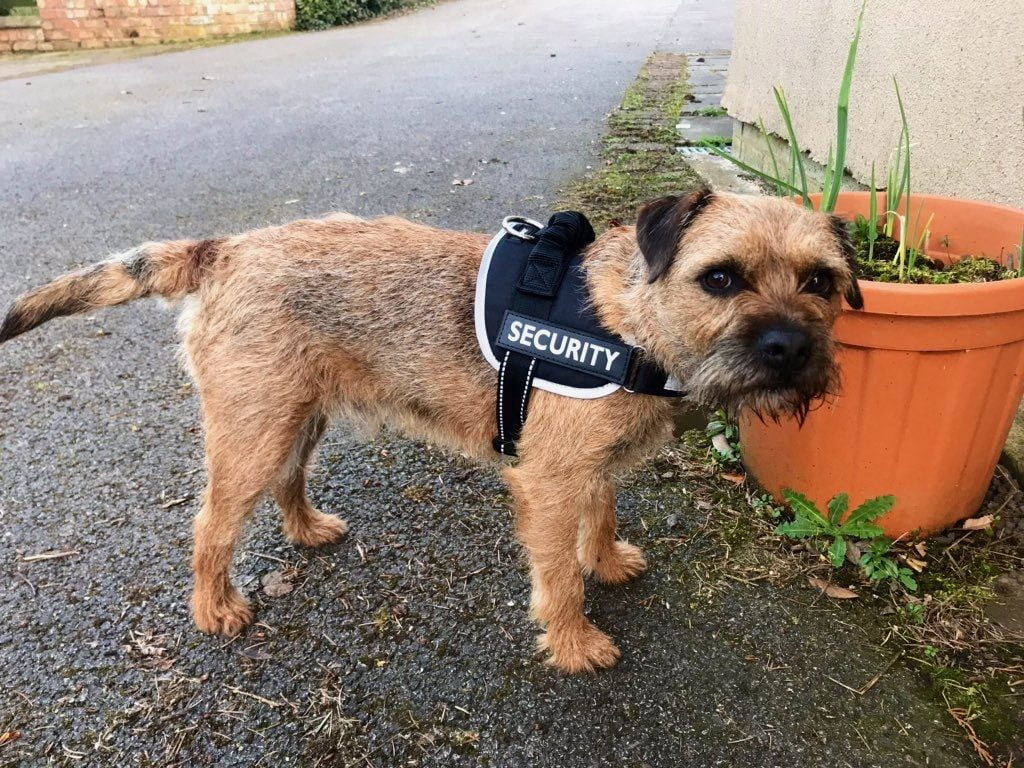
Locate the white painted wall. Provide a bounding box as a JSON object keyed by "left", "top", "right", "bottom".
{"left": 722, "top": 0, "right": 1024, "bottom": 208}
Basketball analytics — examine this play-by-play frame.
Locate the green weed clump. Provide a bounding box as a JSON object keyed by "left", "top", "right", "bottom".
{"left": 775, "top": 490, "right": 917, "bottom": 590}
{"left": 295, "top": 0, "right": 426, "bottom": 31}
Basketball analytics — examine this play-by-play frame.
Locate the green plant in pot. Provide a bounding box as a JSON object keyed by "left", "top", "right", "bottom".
{"left": 702, "top": 0, "right": 1024, "bottom": 536}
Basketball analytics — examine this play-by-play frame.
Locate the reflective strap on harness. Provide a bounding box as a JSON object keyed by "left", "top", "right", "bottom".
{"left": 493, "top": 212, "right": 595, "bottom": 456}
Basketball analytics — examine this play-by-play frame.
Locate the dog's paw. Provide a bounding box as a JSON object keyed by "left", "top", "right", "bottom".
{"left": 538, "top": 621, "right": 621, "bottom": 673}
{"left": 285, "top": 511, "right": 349, "bottom": 548}
{"left": 192, "top": 588, "right": 253, "bottom": 637}
{"left": 587, "top": 540, "right": 647, "bottom": 584}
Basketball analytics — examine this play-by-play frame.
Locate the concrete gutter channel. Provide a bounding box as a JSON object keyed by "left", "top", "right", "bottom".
{"left": 675, "top": 51, "right": 1024, "bottom": 489}
{"left": 674, "top": 52, "right": 759, "bottom": 196}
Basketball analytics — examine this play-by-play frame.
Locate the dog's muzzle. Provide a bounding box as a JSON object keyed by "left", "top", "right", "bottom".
{"left": 684, "top": 321, "right": 838, "bottom": 422}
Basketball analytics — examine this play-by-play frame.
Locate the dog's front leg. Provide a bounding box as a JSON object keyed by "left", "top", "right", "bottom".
{"left": 503, "top": 465, "right": 621, "bottom": 673}
{"left": 577, "top": 479, "right": 647, "bottom": 584}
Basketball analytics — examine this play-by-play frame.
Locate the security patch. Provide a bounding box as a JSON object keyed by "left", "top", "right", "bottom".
{"left": 496, "top": 311, "right": 633, "bottom": 385}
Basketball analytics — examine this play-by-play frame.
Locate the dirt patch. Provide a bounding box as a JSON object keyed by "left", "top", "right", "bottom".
{"left": 987, "top": 572, "right": 1024, "bottom": 634}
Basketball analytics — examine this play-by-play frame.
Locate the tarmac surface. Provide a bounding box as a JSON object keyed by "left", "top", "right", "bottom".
{"left": 0, "top": 0, "right": 985, "bottom": 765}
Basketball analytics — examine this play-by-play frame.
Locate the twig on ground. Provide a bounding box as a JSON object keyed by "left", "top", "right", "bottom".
{"left": 20, "top": 550, "right": 78, "bottom": 563}
{"left": 947, "top": 707, "right": 995, "bottom": 766}
{"left": 242, "top": 551, "right": 290, "bottom": 565}
{"left": 224, "top": 685, "right": 282, "bottom": 709}
{"left": 825, "top": 652, "right": 903, "bottom": 696}
{"left": 16, "top": 571, "right": 37, "bottom": 595}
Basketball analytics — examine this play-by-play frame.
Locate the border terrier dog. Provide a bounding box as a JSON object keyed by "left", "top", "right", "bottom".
{"left": 1, "top": 187, "right": 861, "bottom": 673}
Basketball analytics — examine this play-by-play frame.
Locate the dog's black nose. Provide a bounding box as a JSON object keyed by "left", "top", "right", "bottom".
{"left": 756, "top": 326, "right": 811, "bottom": 373}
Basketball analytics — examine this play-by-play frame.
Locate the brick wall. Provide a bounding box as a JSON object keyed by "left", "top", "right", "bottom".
{"left": 0, "top": 16, "right": 50, "bottom": 52}
{"left": 0, "top": 0, "right": 293, "bottom": 52}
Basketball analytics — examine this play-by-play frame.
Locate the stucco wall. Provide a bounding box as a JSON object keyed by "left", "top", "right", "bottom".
{"left": 722, "top": 0, "right": 1024, "bottom": 208}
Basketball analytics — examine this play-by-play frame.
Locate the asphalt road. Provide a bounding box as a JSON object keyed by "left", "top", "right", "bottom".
{"left": 0, "top": 1, "right": 982, "bottom": 765}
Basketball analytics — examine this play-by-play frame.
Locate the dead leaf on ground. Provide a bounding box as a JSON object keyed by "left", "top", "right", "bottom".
{"left": 261, "top": 570, "right": 293, "bottom": 598}
{"left": 961, "top": 515, "right": 994, "bottom": 531}
{"left": 721, "top": 472, "right": 746, "bottom": 485}
{"left": 123, "top": 630, "right": 174, "bottom": 671}
{"left": 845, "top": 541, "right": 863, "bottom": 565}
{"left": 0, "top": 731, "right": 20, "bottom": 747}
{"left": 904, "top": 556, "right": 927, "bottom": 572}
{"left": 240, "top": 644, "right": 273, "bottom": 661}
{"left": 808, "top": 576, "right": 859, "bottom": 599}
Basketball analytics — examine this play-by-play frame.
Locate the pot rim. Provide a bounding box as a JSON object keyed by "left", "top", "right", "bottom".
{"left": 816, "top": 192, "right": 1024, "bottom": 317}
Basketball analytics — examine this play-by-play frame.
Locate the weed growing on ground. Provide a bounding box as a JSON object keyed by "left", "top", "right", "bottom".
{"left": 776, "top": 491, "right": 879, "bottom": 558}
{"left": 771, "top": 490, "right": 918, "bottom": 590}
{"left": 558, "top": 53, "right": 701, "bottom": 230}
{"left": 698, "top": 134, "right": 732, "bottom": 147}
{"left": 705, "top": 409, "right": 739, "bottom": 463}
{"left": 859, "top": 537, "right": 918, "bottom": 590}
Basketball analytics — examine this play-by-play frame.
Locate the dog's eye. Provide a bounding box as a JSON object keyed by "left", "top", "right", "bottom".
{"left": 804, "top": 270, "right": 833, "bottom": 296}
{"left": 700, "top": 269, "right": 734, "bottom": 293}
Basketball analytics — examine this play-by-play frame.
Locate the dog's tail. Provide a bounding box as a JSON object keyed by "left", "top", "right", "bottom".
{"left": 1, "top": 238, "right": 225, "bottom": 343}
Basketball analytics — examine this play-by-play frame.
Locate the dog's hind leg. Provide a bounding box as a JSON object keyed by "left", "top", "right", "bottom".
{"left": 576, "top": 480, "right": 647, "bottom": 584}
{"left": 504, "top": 465, "right": 621, "bottom": 673}
{"left": 273, "top": 410, "right": 349, "bottom": 548}
{"left": 190, "top": 395, "right": 310, "bottom": 637}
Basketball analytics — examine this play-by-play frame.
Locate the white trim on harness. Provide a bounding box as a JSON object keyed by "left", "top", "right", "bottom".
{"left": 474, "top": 229, "right": 621, "bottom": 400}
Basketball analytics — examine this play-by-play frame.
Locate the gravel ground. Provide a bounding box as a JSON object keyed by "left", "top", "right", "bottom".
{"left": 0, "top": 0, "right": 1009, "bottom": 765}
{"left": 0, "top": 432, "right": 992, "bottom": 766}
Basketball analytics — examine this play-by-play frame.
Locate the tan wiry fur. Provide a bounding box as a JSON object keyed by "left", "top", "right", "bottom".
{"left": 0, "top": 191, "right": 859, "bottom": 673}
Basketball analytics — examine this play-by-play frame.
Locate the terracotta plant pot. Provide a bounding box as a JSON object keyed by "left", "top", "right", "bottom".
{"left": 740, "top": 192, "right": 1024, "bottom": 537}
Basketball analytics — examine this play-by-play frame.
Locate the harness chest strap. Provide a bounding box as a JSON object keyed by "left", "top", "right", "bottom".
{"left": 486, "top": 212, "right": 685, "bottom": 457}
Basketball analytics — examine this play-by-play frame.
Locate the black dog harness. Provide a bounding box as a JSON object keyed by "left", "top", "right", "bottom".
{"left": 475, "top": 212, "right": 685, "bottom": 456}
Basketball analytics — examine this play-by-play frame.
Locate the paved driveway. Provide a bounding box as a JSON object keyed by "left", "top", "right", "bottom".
{"left": 0, "top": 1, "right": 980, "bottom": 765}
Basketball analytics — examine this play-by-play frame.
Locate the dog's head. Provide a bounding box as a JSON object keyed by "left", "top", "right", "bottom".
{"left": 632, "top": 186, "right": 862, "bottom": 421}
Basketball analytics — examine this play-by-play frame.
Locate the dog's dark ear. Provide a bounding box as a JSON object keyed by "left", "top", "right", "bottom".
{"left": 637, "top": 186, "right": 715, "bottom": 283}
{"left": 828, "top": 214, "right": 863, "bottom": 310}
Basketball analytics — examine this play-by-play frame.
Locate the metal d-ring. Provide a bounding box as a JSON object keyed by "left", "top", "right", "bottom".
{"left": 502, "top": 215, "right": 543, "bottom": 241}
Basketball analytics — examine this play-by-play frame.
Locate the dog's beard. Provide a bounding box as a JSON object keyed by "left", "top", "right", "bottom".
{"left": 681, "top": 336, "right": 840, "bottom": 424}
